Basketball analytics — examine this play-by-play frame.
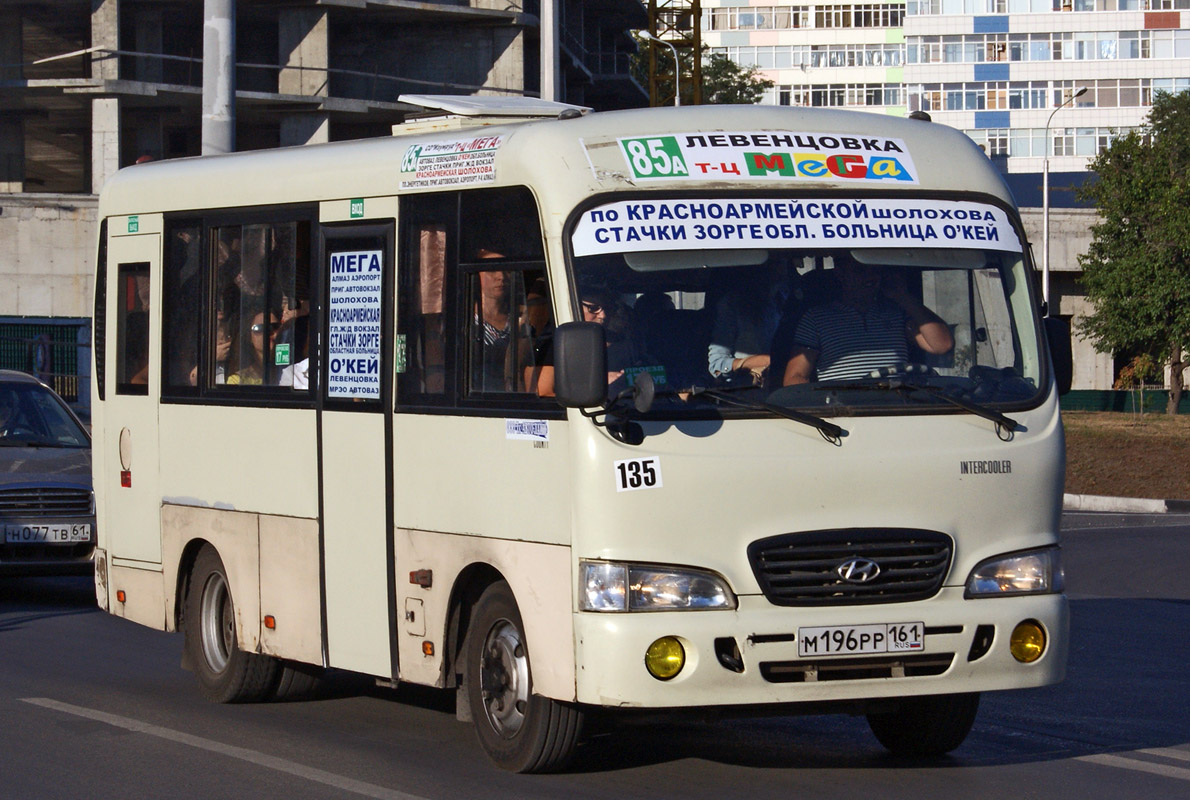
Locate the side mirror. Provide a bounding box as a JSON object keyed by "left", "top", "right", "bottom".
{"left": 553, "top": 322, "right": 607, "bottom": 408}
{"left": 1043, "top": 316, "right": 1073, "bottom": 395}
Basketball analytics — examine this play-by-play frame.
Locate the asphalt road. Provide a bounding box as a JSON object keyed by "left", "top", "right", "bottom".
{"left": 1, "top": 512, "right": 1187, "bottom": 799}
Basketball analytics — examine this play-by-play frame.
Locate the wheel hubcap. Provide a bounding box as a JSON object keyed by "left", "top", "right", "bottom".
{"left": 199, "top": 571, "right": 233, "bottom": 674}
{"left": 479, "top": 619, "right": 529, "bottom": 738}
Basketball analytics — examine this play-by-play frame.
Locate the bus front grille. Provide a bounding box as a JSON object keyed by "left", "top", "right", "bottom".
{"left": 748, "top": 529, "right": 952, "bottom": 606}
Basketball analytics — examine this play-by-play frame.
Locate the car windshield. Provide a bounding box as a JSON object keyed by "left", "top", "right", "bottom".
{"left": 0, "top": 380, "right": 89, "bottom": 447}
{"left": 567, "top": 196, "right": 1044, "bottom": 417}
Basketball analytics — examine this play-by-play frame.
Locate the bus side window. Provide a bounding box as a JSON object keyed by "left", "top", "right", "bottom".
{"left": 211, "top": 221, "right": 310, "bottom": 390}
{"left": 459, "top": 187, "right": 548, "bottom": 398}
{"left": 162, "top": 223, "right": 202, "bottom": 391}
{"left": 115, "top": 262, "right": 150, "bottom": 395}
{"left": 409, "top": 224, "right": 448, "bottom": 395}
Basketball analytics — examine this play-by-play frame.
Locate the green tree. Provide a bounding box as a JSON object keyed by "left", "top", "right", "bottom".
{"left": 702, "top": 52, "right": 774, "bottom": 105}
{"left": 631, "top": 37, "right": 774, "bottom": 106}
{"left": 1077, "top": 90, "right": 1190, "bottom": 414}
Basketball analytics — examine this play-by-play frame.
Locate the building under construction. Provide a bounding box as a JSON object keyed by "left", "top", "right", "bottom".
{"left": 0, "top": 0, "right": 646, "bottom": 410}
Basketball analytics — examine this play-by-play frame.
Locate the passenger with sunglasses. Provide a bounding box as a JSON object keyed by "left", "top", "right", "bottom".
{"left": 529, "top": 287, "right": 632, "bottom": 397}
{"left": 227, "top": 307, "right": 281, "bottom": 385}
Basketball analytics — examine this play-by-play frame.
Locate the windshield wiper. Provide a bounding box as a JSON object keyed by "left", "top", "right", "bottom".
{"left": 688, "top": 385, "right": 845, "bottom": 443}
{"left": 883, "top": 378, "right": 1020, "bottom": 436}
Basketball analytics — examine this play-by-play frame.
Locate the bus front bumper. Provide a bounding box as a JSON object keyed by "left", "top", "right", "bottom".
{"left": 571, "top": 588, "right": 1068, "bottom": 709}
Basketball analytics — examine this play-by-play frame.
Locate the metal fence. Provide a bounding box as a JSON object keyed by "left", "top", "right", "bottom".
{"left": 0, "top": 323, "right": 89, "bottom": 404}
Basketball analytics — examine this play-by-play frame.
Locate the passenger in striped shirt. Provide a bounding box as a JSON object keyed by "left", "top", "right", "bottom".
{"left": 782, "top": 255, "right": 953, "bottom": 385}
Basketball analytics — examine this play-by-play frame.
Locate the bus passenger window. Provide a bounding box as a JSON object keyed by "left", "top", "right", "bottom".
{"left": 404, "top": 224, "right": 447, "bottom": 395}
{"left": 115, "top": 262, "right": 150, "bottom": 395}
{"left": 211, "top": 221, "right": 310, "bottom": 389}
{"left": 162, "top": 223, "right": 202, "bottom": 390}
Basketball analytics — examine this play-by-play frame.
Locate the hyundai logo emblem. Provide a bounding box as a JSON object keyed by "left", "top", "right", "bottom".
{"left": 837, "top": 557, "right": 881, "bottom": 584}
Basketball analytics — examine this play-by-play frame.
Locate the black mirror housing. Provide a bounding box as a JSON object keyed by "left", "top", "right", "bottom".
{"left": 1043, "top": 316, "right": 1073, "bottom": 395}
{"left": 553, "top": 322, "right": 607, "bottom": 408}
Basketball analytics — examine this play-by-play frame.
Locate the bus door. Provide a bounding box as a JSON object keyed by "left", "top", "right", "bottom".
{"left": 103, "top": 228, "right": 163, "bottom": 565}
{"left": 317, "top": 223, "right": 397, "bottom": 677}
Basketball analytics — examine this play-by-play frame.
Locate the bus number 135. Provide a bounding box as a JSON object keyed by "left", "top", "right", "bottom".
{"left": 614, "top": 457, "right": 663, "bottom": 492}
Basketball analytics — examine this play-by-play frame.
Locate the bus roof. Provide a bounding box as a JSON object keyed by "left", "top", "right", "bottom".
{"left": 98, "top": 105, "right": 1015, "bottom": 221}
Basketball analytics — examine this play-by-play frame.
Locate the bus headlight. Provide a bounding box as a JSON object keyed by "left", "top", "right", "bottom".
{"left": 580, "top": 561, "right": 736, "bottom": 612}
{"left": 965, "top": 547, "right": 1063, "bottom": 598}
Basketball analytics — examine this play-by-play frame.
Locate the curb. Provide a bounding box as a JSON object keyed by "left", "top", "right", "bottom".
{"left": 1063, "top": 493, "right": 1190, "bottom": 514}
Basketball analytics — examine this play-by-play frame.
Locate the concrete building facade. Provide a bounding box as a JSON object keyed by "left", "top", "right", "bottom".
{"left": 0, "top": 0, "right": 646, "bottom": 409}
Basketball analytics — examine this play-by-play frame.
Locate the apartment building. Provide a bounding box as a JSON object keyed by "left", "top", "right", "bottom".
{"left": 703, "top": 1, "right": 910, "bottom": 114}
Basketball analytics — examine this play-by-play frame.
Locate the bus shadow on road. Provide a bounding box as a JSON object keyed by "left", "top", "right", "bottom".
{"left": 566, "top": 597, "right": 1190, "bottom": 773}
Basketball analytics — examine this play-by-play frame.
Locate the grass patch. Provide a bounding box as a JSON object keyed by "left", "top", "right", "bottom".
{"left": 1064, "top": 411, "right": 1190, "bottom": 500}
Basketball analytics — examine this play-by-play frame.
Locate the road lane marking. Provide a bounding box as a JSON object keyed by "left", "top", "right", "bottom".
{"left": 22, "top": 697, "right": 431, "bottom": 800}
{"left": 1138, "top": 746, "right": 1190, "bottom": 763}
{"left": 1076, "top": 751, "right": 1190, "bottom": 782}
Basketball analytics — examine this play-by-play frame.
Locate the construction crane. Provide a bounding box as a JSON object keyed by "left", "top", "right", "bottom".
{"left": 644, "top": 0, "right": 701, "bottom": 107}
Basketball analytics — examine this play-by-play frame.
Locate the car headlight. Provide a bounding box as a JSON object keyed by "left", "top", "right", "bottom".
{"left": 580, "top": 560, "right": 736, "bottom": 612}
{"left": 965, "top": 547, "right": 1063, "bottom": 598}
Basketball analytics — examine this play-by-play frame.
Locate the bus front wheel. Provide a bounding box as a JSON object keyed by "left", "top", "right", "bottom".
{"left": 866, "top": 692, "right": 980, "bottom": 757}
{"left": 464, "top": 581, "right": 583, "bottom": 773}
{"left": 184, "top": 545, "right": 279, "bottom": 703}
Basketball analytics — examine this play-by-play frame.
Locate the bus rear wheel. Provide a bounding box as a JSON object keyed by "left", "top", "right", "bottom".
{"left": 184, "top": 545, "right": 279, "bottom": 703}
{"left": 464, "top": 581, "right": 583, "bottom": 773}
{"left": 866, "top": 693, "right": 980, "bottom": 757}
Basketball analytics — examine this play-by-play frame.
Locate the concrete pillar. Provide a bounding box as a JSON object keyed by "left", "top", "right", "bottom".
{"left": 485, "top": 27, "right": 525, "bottom": 97}
{"left": 91, "top": 0, "right": 119, "bottom": 81}
{"left": 540, "top": 1, "right": 558, "bottom": 101}
{"left": 0, "top": 120, "right": 23, "bottom": 193}
{"left": 279, "top": 8, "right": 328, "bottom": 96}
{"left": 91, "top": 1, "right": 121, "bottom": 192}
{"left": 134, "top": 6, "right": 164, "bottom": 83}
{"left": 92, "top": 98, "right": 121, "bottom": 193}
{"left": 202, "top": 0, "right": 235, "bottom": 155}
{"left": 278, "top": 7, "right": 329, "bottom": 145}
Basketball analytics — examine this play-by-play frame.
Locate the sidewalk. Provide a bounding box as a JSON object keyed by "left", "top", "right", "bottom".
{"left": 1064, "top": 493, "right": 1190, "bottom": 514}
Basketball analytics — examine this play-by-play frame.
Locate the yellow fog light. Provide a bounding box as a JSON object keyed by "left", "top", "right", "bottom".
{"left": 645, "top": 637, "right": 685, "bottom": 681}
{"left": 1010, "top": 620, "right": 1046, "bottom": 663}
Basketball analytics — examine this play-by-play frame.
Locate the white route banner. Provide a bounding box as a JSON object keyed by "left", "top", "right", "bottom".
{"left": 400, "top": 135, "right": 504, "bottom": 189}
{"left": 571, "top": 197, "right": 1021, "bottom": 257}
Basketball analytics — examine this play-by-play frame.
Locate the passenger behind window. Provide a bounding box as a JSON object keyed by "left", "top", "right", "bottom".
{"left": 471, "top": 248, "right": 514, "bottom": 393}
{"left": 532, "top": 286, "right": 633, "bottom": 398}
{"left": 782, "top": 254, "right": 953, "bottom": 385}
{"left": 708, "top": 263, "right": 792, "bottom": 386}
{"left": 227, "top": 304, "right": 281, "bottom": 385}
{"left": 518, "top": 275, "right": 554, "bottom": 394}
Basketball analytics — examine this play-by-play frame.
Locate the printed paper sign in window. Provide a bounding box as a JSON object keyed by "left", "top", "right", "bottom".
{"left": 328, "top": 250, "right": 383, "bottom": 399}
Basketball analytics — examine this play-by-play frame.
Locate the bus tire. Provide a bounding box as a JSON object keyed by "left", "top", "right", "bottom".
{"left": 867, "top": 692, "right": 980, "bottom": 757}
{"left": 184, "top": 545, "right": 279, "bottom": 704}
{"left": 464, "top": 581, "right": 583, "bottom": 773}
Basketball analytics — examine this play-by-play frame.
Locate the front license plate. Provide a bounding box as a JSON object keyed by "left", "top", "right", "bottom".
{"left": 798, "top": 622, "right": 924, "bottom": 657}
{"left": 4, "top": 523, "right": 92, "bottom": 544}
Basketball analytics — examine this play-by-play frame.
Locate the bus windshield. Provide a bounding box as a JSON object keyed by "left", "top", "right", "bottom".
{"left": 567, "top": 196, "right": 1044, "bottom": 416}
